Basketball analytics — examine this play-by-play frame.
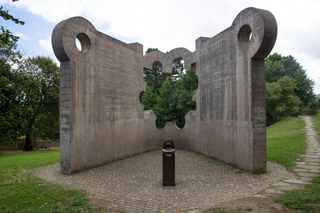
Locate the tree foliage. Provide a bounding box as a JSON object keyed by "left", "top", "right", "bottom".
{"left": 266, "top": 76, "right": 301, "bottom": 122}
{"left": 0, "top": 56, "right": 24, "bottom": 143}
{"left": 145, "top": 48, "right": 158, "bottom": 54}
{"left": 143, "top": 62, "right": 168, "bottom": 94}
{"left": 1, "top": 55, "right": 60, "bottom": 149}
{"left": 265, "top": 53, "right": 318, "bottom": 114}
{"left": 0, "top": 5, "right": 60, "bottom": 149}
{"left": 171, "top": 59, "right": 184, "bottom": 82}
{"left": 18, "top": 56, "right": 60, "bottom": 150}
{"left": 0, "top": 5, "right": 25, "bottom": 144}
{"left": 140, "top": 85, "right": 157, "bottom": 110}
{"left": 154, "top": 78, "right": 177, "bottom": 124}
{"left": 141, "top": 67, "right": 198, "bottom": 129}
{"left": 0, "top": 6, "right": 25, "bottom": 50}
{"left": 173, "top": 70, "right": 198, "bottom": 127}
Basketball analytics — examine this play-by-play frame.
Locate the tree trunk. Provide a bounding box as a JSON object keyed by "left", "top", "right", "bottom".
{"left": 24, "top": 134, "right": 33, "bottom": 151}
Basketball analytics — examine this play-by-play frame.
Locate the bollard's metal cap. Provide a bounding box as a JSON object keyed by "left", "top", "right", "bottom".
{"left": 163, "top": 139, "right": 175, "bottom": 153}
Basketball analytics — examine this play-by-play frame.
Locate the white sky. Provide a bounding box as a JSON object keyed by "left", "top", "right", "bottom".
{"left": 1, "top": 0, "right": 320, "bottom": 93}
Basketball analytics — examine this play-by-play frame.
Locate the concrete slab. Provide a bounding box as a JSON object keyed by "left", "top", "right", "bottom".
{"left": 293, "top": 169, "right": 309, "bottom": 172}
{"left": 308, "top": 163, "right": 320, "bottom": 166}
{"left": 282, "top": 179, "right": 311, "bottom": 185}
{"left": 296, "top": 165, "right": 319, "bottom": 170}
{"left": 274, "top": 185, "right": 305, "bottom": 191}
{"left": 295, "top": 162, "right": 306, "bottom": 165}
{"left": 271, "top": 182, "right": 290, "bottom": 187}
{"left": 299, "top": 177, "right": 313, "bottom": 181}
{"left": 265, "top": 189, "right": 283, "bottom": 194}
{"left": 297, "top": 172, "right": 320, "bottom": 177}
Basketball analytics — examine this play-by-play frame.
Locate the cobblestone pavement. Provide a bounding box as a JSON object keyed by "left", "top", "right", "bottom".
{"left": 34, "top": 149, "right": 298, "bottom": 213}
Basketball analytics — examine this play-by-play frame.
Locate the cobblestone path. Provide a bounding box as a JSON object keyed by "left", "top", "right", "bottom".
{"left": 293, "top": 116, "right": 320, "bottom": 180}
{"left": 268, "top": 116, "right": 320, "bottom": 194}
{"left": 34, "top": 149, "right": 297, "bottom": 212}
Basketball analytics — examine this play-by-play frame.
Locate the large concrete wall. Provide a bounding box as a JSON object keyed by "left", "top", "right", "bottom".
{"left": 52, "top": 7, "right": 277, "bottom": 174}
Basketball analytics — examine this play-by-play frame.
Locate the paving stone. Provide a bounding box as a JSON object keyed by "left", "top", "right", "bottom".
{"left": 253, "top": 194, "right": 267, "bottom": 198}
{"left": 293, "top": 168, "right": 309, "bottom": 172}
{"left": 309, "top": 170, "right": 320, "bottom": 173}
{"left": 274, "top": 185, "right": 304, "bottom": 191}
{"left": 304, "top": 155, "right": 320, "bottom": 159}
{"left": 33, "top": 151, "right": 298, "bottom": 213}
{"left": 305, "top": 158, "right": 320, "bottom": 162}
{"left": 299, "top": 177, "right": 313, "bottom": 181}
{"left": 296, "top": 165, "right": 319, "bottom": 170}
{"left": 298, "top": 172, "right": 320, "bottom": 177}
{"left": 295, "top": 162, "right": 306, "bottom": 165}
{"left": 186, "top": 210, "right": 200, "bottom": 213}
{"left": 282, "top": 179, "right": 311, "bottom": 185}
{"left": 308, "top": 163, "right": 320, "bottom": 166}
{"left": 265, "top": 189, "right": 283, "bottom": 194}
{"left": 271, "top": 182, "right": 290, "bottom": 187}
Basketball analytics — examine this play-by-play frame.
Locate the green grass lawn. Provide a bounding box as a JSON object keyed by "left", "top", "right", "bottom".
{"left": 0, "top": 151, "right": 104, "bottom": 212}
{"left": 267, "top": 117, "right": 307, "bottom": 171}
{"left": 277, "top": 176, "right": 320, "bottom": 212}
{"left": 0, "top": 151, "right": 60, "bottom": 169}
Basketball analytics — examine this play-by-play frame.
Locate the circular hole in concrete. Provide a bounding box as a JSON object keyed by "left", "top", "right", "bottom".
{"left": 238, "top": 25, "right": 252, "bottom": 42}
{"left": 172, "top": 58, "right": 185, "bottom": 76}
{"left": 75, "top": 33, "right": 91, "bottom": 52}
{"left": 75, "top": 38, "right": 82, "bottom": 51}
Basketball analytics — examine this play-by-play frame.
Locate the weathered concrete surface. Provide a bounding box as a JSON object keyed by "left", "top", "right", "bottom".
{"left": 52, "top": 7, "right": 277, "bottom": 174}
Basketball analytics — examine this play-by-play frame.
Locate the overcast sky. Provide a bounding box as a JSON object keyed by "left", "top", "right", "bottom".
{"left": 1, "top": 0, "right": 320, "bottom": 93}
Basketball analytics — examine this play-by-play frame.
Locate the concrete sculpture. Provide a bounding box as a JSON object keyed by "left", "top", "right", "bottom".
{"left": 52, "top": 7, "right": 277, "bottom": 174}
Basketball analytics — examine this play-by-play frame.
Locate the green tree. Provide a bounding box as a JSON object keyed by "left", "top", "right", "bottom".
{"left": 154, "top": 78, "right": 177, "bottom": 128}
{"left": 142, "top": 70, "right": 198, "bottom": 129}
{"left": 0, "top": 56, "right": 24, "bottom": 143}
{"left": 0, "top": 5, "right": 25, "bottom": 144}
{"left": 171, "top": 59, "right": 184, "bottom": 83}
{"left": 174, "top": 70, "right": 198, "bottom": 128}
{"left": 142, "top": 48, "right": 198, "bottom": 128}
{"left": 265, "top": 53, "right": 317, "bottom": 113}
{"left": 141, "top": 85, "right": 157, "bottom": 110}
{"left": 266, "top": 76, "right": 301, "bottom": 122}
{"left": 143, "top": 61, "right": 168, "bottom": 94}
{"left": 18, "top": 56, "right": 60, "bottom": 151}
{"left": 144, "top": 48, "right": 167, "bottom": 94}
{"left": 0, "top": 6, "right": 25, "bottom": 50}
{"left": 145, "top": 47, "right": 158, "bottom": 54}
